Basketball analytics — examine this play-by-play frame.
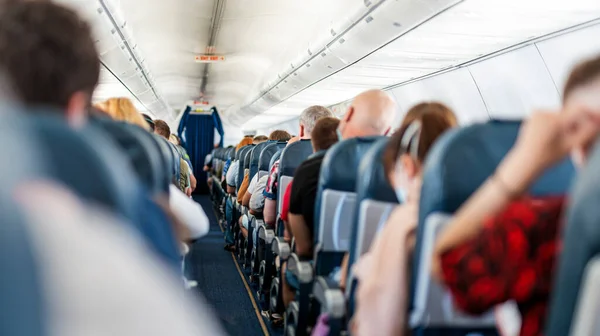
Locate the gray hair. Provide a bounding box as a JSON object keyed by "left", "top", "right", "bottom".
{"left": 299, "top": 105, "right": 334, "bottom": 134}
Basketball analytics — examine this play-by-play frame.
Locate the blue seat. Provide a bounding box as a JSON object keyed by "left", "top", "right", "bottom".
{"left": 92, "top": 119, "right": 170, "bottom": 195}
{"left": 412, "top": 120, "right": 574, "bottom": 335}
{"left": 30, "top": 115, "right": 139, "bottom": 221}
{"left": 286, "top": 136, "right": 381, "bottom": 336}
{"left": 313, "top": 136, "right": 383, "bottom": 275}
{"left": 546, "top": 140, "right": 600, "bottom": 336}
{"left": 249, "top": 141, "right": 272, "bottom": 182}
{"left": 277, "top": 139, "right": 313, "bottom": 217}
{"left": 236, "top": 145, "right": 254, "bottom": 190}
{"left": 258, "top": 142, "right": 285, "bottom": 180}
{"left": 0, "top": 112, "right": 44, "bottom": 336}
{"left": 314, "top": 138, "right": 397, "bottom": 335}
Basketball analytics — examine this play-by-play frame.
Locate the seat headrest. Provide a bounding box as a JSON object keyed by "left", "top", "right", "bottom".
{"left": 419, "top": 120, "right": 575, "bottom": 224}
{"left": 243, "top": 148, "right": 252, "bottom": 169}
{"left": 249, "top": 141, "right": 271, "bottom": 178}
{"left": 279, "top": 139, "right": 313, "bottom": 177}
{"left": 318, "top": 137, "right": 384, "bottom": 192}
{"left": 236, "top": 145, "right": 253, "bottom": 187}
{"left": 356, "top": 138, "right": 398, "bottom": 203}
{"left": 259, "top": 143, "right": 285, "bottom": 172}
{"left": 93, "top": 119, "right": 169, "bottom": 195}
{"left": 30, "top": 115, "right": 139, "bottom": 221}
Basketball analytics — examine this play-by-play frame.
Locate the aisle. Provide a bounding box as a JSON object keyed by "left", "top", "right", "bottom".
{"left": 188, "top": 195, "right": 269, "bottom": 336}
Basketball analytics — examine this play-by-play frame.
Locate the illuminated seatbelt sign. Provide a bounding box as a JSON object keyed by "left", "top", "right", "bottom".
{"left": 194, "top": 55, "right": 226, "bottom": 63}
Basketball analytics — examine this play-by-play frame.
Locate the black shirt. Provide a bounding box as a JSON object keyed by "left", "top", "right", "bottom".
{"left": 289, "top": 154, "right": 325, "bottom": 240}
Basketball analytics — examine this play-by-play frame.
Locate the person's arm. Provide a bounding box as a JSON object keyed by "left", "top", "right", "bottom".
{"left": 264, "top": 199, "right": 277, "bottom": 226}
{"left": 339, "top": 253, "right": 349, "bottom": 291}
{"left": 288, "top": 214, "right": 313, "bottom": 258}
{"left": 242, "top": 191, "right": 252, "bottom": 207}
{"left": 190, "top": 173, "right": 197, "bottom": 191}
{"left": 433, "top": 109, "right": 600, "bottom": 278}
{"left": 169, "top": 185, "right": 210, "bottom": 239}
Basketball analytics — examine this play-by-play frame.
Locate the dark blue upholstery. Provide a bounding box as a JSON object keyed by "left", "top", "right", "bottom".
{"left": 244, "top": 148, "right": 252, "bottom": 170}
{"left": 155, "top": 136, "right": 176, "bottom": 183}
{"left": 259, "top": 142, "right": 285, "bottom": 173}
{"left": 315, "top": 137, "right": 383, "bottom": 236}
{"left": 546, "top": 139, "right": 600, "bottom": 336}
{"left": 249, "top": 141, "right": 272, "bottom": 179}
{"left": 92, "top": 119, "right": 169, "bottom": 195}
{"left": 237, "top": 145, "right": 254, "bottom": 189}
{"left": 279, "top": 139, "right": 313, "bottom": 177}
{"left": 347, "top": 138, "right": 397, "bottom": 315}
{"left": 29, "top": 115, "right": 139, "bottom": 221}
{"left": 413, "top": 120, "right": 575, "bottom": 309}
{"left": 0, "top": 112, "right": 45, "bottom": 336}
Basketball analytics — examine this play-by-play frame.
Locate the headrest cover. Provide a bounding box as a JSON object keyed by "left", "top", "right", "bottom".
{"left": 318, "top": 137, "right": 383, "bottom": 192}
{"left": 279, "top": 139, "right": 313, "bottom": 177}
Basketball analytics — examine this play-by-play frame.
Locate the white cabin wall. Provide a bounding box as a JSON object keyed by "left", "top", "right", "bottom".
{"left": 247, "top": 22, "right": 600, "bottom": 135}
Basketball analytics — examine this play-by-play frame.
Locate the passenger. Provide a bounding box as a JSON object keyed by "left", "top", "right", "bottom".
{"left": 142, "top": 113, "right": 156, "bottom": 131}
{"left": 169, "top": 134, "right": 197, "bottom": 193}
{"left": 350, "top": 103, "right": 457, "bottom": 336}
{"left": 253, "top": 134, "right": 268, "bottom": 144}
{"left": 154, "top": 119, "right": 191, "bottom": 194}
{"left": 281, "top": 118, "right": 339, "bottom": 243}
{"left": 237, "top": 130, "right": 293, "bottom": 239}
{"left": 16, "top": 181, "right": 225, "bottom": 336}
{"left": 101, "top": 97, "right": 150, "bottom": 130}
{"left": 263, "top": 106, "right": 334, "bottom": 226}
{"left": 283, "top": 89, "right": 396, "bottom": 308}
{"left": 223, "top": 136, "right": 255, "bottom": 251}
{"left": 239, "top": 130, "right": 291, "bottom": 207}
{"left": 237, "top": 133, "right": 278, "bottom": 205}
{"left": 431, "top": 55, "right": 600, "bottom": 336}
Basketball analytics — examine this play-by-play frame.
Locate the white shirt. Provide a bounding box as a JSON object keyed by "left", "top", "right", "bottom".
{"left": 18, "top": 182, "right": 225, "bottom": 336}
{"left": 247, "top": 174, "right": 259, "bottom": 194}
{"left": 226, "top": 161, "right": 239, "bottom": 187}
{"left": 169, "top": 185, "right": 209, "bottom": 239}
{"left": 249, "top": 175, "right": 269, "bottom": 211}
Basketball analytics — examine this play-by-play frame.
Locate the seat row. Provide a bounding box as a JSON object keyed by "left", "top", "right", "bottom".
{"left": 209, "top": 119, "right": 600, "bottom": 336}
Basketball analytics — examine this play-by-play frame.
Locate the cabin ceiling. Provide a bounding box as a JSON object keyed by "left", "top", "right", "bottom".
{"left": 56, "top": 0, "right": 600, "bottom": 129}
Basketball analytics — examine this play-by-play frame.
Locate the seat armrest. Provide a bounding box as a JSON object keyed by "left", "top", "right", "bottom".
{"left": 313, "top": 276, "right": 345, "bottom": 319}
{"left": 271, "top": 237, "right": 290, "bottom": 259}
{"left": 287, "top": 253, "right": 313, "bottom": 284}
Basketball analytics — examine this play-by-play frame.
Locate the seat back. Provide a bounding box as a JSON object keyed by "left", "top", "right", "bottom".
{"left": 31, "top": 115, "right": 139, "bottom": 221}
{"left": 0, "top": 111, "right": 44, "bottom": 336}
{"left": 315, "top": 137, "right": 381, "bottom": 275}
{"left": 237, "top": 145, "right": 254, "bottom": 189}
{"left": 249, "top": 141, "right": 272, "bottom": 181}
{"left": 259, "top": 142, "right": 285, "bottom": 180}
{"left": 93, "top": 119, "right": 169, "bottom": 195}
{"left": 568, "top": 257, "right": 600, "bottom": 336}
{"left": 277, "top": 140, "right": 313, "bottom": 214}
{"left": 346, "top": 138, "right": 398, "bottom": 313}
{"left": 412, "top": 120, "right": 574, "bottom": 333}
{"left": 547, "top": 140, "right": 600, "bottom": 336}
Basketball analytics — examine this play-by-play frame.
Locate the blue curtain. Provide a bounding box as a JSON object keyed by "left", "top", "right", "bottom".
{"left": 177, "top": 106, "right": 191, "bottom": 148}
{"left": 182, "top": 113, "right": 214, "bottom": 194}
{"left": 212, "top": 107, "right": 224, "bottom": 147}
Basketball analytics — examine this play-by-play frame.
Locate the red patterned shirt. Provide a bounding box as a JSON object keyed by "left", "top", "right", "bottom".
{"left": 440, "top": 196, "right": 565, "bottom": 336}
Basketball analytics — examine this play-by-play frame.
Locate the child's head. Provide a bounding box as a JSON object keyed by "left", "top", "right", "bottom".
{"left": 310, "top": 117, "right": 341, "bottom": 152}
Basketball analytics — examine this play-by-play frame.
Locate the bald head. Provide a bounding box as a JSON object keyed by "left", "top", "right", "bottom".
{"left": 339, "top": 89, "right": 396, "bottom": 140}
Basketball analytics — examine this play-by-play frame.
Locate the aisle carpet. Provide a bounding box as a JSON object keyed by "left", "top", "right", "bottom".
{"left": 188, "top": 195, "right": 273, "bottom": 336}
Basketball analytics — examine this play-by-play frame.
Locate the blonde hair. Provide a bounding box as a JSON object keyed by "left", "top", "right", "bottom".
{"left": 100, "top": 97, "right": 149, "bottom": 130}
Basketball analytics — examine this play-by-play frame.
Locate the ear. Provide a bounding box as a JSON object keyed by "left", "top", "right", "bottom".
{"left": 400, "top": 154, "right": 418, "bottom": 179}
{"left": 299, "top": 124, "right": 305, "bottom": 138}
{"left": 344, "top": 106, "right": 354, "bottom": 122}
{"left": 65, "top": 91, "right": 89, "bottom": 127}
